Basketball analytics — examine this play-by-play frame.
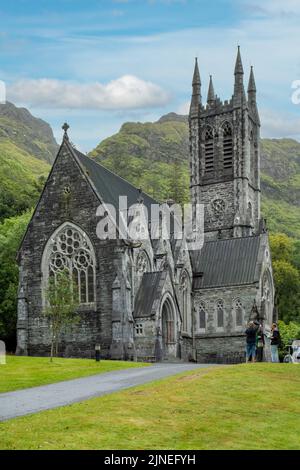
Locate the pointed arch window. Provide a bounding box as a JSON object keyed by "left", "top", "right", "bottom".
{"left": 199, "top": 301, "right": 206, "bottom": 332}
{"left": 204, "top": 127, "right": 214, "bottom": 174}
{"left": 222, "top": 122, "right": 233, "bottom": 170}
{"left": 235, "top": 299, "right": 243, "bottom": 327}
{"left": 182, "top": 274, "right": 188, "bottom": 332}
{"left": 216, "top": 300, "right": 224, "bottom": 329}
{"left": 43, "top": 223, "right": 96, "bottom": 305}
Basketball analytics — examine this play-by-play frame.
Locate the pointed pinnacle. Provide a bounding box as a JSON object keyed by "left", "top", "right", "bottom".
{"left": 234, "top": 45, "right": 244, "bottom": 75}
{"left": 248, "top": 66, "right": 256, "bottom": 93}
{"left": 192, "top": 57, "right": 201, "bottom": 86}
{"left": 190, "top": 58, "right": 201, "bottom": 115}
{"left": 207, "top": 75, "right": 215, "bottom": 104}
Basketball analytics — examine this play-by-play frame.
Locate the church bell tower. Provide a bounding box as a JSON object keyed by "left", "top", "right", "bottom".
{"left": 189, "top": 47, "right": 261, "bottom": 240}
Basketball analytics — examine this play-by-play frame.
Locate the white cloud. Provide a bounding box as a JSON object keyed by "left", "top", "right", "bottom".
{"left": 176, "top": 101, "right": 189, "bottom": 115}
{"left": 260, "top": 108, "right": 300, "bottom": 139}
{"left": 7, "top": 75, "right": 171, "bottom": 110}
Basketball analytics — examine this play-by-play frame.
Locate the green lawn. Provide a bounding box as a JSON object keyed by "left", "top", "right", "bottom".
{"left": 0, "top": 356, "right": 147, "bottom": 393}
{"left": 1, "top": 364, "right": 299, "bottom": 450}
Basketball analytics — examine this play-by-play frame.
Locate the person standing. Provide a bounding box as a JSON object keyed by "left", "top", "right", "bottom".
{"left": 270, "top": 323, "right": 280, "bottom": 363}
{"left": 245, "top": 321, "right": 258, "bottom": 363}
{"left": 255, "top": 322, "right": 265, "bottom": 362}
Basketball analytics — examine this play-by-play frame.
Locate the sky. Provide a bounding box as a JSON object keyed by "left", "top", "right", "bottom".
{"left": 1, "top": 0, "right": 300, "bottom": 151}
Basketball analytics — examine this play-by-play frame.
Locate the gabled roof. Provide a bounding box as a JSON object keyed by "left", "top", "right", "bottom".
{"left": 190, "top": 235, "right": 261, "bottom": 289}
{"left": 74, "top": 149, "right": 159, "bottom": 214}
{"left": 134, "top": 271, "right": 167, "bottom": 318}
{"left": 17, "top": 137, "right": 159, "bottom": 258}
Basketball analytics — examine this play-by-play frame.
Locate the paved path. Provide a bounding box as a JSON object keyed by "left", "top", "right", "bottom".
{"left": 0, "top": 363, "right": 218, "bottom": 422}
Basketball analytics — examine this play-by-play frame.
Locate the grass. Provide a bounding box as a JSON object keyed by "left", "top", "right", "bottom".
{"left": 0, "top": 356, "right": 147, "bottom": 393}
{"left": 0, "top": 364, "right": 299, "bottom": 450}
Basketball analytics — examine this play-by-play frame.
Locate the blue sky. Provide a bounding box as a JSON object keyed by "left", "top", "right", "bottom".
{"left": 1, "top": 0, "right": 300, "bottom": 150}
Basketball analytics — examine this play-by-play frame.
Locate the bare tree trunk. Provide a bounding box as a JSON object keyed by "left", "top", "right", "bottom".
{"left": 50, "top": 335, "right": 54, "bottom": 363}
{"left": 55, "top": 334, "right": 59, "bottom": 358}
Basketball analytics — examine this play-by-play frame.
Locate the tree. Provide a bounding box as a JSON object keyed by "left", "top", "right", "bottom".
{"left": 44, "top": 269, "right": 79, "bottom": 361}
{"left": 292, "top": 239, "right": 300, "bottom": 271}
{"left": 272, "top": 260, "right": 300, "bottom": 323}
{"left": 269, "top": 233, "right": 294, "bottom": 264}
{"left": 269, "top": 232, "right": 300, "bottom": 323}
{"left": 0, "top": 211, "right": 32, "bottom": 351}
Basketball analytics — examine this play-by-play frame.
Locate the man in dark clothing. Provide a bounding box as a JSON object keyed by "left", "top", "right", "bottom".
{"left": 245, "top": 321, "right": 259, "bottom": 363}
{"left": 270, "top": 323, "right": 280, "bottom": 363}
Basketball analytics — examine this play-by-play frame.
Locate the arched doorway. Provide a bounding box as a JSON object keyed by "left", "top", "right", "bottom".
{"left": 161, "top": 297, "right": 177, "bottom": 360}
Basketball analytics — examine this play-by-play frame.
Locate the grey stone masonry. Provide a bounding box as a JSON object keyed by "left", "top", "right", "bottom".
{"left": 189, "top": 49, "right": 261, "bottom": 241}
{"left": 17, "top": 138, "right": 123, "bottom": 358}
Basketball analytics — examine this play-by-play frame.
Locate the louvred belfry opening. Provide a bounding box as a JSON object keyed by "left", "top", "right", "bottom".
{"left": 204, "top": 127, "right": 214, "bottom": 174}
{"left": 223, "top": 122, "right": 233, "bottom": 170}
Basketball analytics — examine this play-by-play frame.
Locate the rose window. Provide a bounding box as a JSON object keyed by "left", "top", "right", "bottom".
{"left": 48, "top": 225, "right": 96, "bottom": 304}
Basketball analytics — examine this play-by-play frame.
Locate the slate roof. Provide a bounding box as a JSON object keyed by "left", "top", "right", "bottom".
{"left": 17, "top": 140, "right": 159, "bottom": 258}
{"left": 75, "top": 149, "right": 159, "bottom": 214}
{"left": 134, "top": 271, "right": 167, "bottom": 318}
{"left": 190, "top": 235, "right": 261, "bottom": 289}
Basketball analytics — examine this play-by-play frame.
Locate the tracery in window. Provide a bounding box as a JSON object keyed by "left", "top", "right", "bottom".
{"left": 216, "top": 300, "right": 224, "bottom": 328}
{"left": 45, "top": 224, "right": 96, "bottom": 305}
{"left": 199, "top": 301, "right": 206, "bottom": 331}
{"left": 136, "top": 251, "right": 149, "bottom": 275}
{"left": 235, "top": 299, "right": 243, "bottom": 327}
{"left": 180, "top": 273, "right": 190, "bottom": 333}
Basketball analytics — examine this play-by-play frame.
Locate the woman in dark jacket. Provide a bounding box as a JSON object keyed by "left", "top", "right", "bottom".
{"left": 256, "top": 323, "right": 265, "bottom": 362}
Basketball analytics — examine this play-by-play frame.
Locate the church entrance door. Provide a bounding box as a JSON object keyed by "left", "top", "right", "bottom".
{"left": 161, "top": 298, "right": 177, "bottom": 360}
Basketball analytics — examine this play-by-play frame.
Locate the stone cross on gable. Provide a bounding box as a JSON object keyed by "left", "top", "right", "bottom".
{"left": 137, "top": 188, "right": 144, "bottom": 204}
{"left": 62, "top": 122, "right": 70, "bottom": 139}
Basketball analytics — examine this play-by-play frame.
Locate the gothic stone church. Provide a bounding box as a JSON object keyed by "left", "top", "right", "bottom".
{"left": 16, "top": 48, "right": 275, "bottom": 362}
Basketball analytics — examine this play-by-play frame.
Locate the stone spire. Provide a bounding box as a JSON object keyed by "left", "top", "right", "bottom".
{"left": 207, "top": 75, "right": 215, "bottom": 106}
{"left": 247, "top": 66, "right": 256, "bottom": 93}
{"left": 233, "top": 46, "right": 245, "bottom": 102}
{"left": 189, "top": 58, "right": 201, "bottom": 117}
{"left": 234, "top": 45, "right": 244, "bottom": 75}
{"left": 247, "top": 66, "right": 260, "bottom": 124}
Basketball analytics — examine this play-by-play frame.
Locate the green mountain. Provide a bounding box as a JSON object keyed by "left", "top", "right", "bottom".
{"left": 0, "top": 102, "right": 57, "bottom": 221}
{"left": 260, "top": 139, "right": 300, "bottom": 238}
{"left": 0, "top": 102, "right": 58, "bottom": 164}
{"left": 89, "top": 113, "right": 190, "bottom": 205}
{"left": 90, "top": 113, "right": 300, "bottom": 240}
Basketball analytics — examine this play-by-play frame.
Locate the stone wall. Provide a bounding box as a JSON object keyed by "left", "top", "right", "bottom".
{"left": 195, "top": 335, "right": 245, "bottom": 363}
{"left": 193, "top": 283, "right": 259, "bottom": 362}
{"left": 199, "top": 181, "right": 235, "bottom": 239}
{"left": 134, "top": 319, "right": 157, "bottom": 361}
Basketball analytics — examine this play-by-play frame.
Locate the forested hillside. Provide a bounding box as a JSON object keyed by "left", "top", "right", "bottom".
{"left": 0, "top": 102, "right": 57, "bottom": 221}
{"left": 0, "top": 103, "right": 57, "bottom": 348}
